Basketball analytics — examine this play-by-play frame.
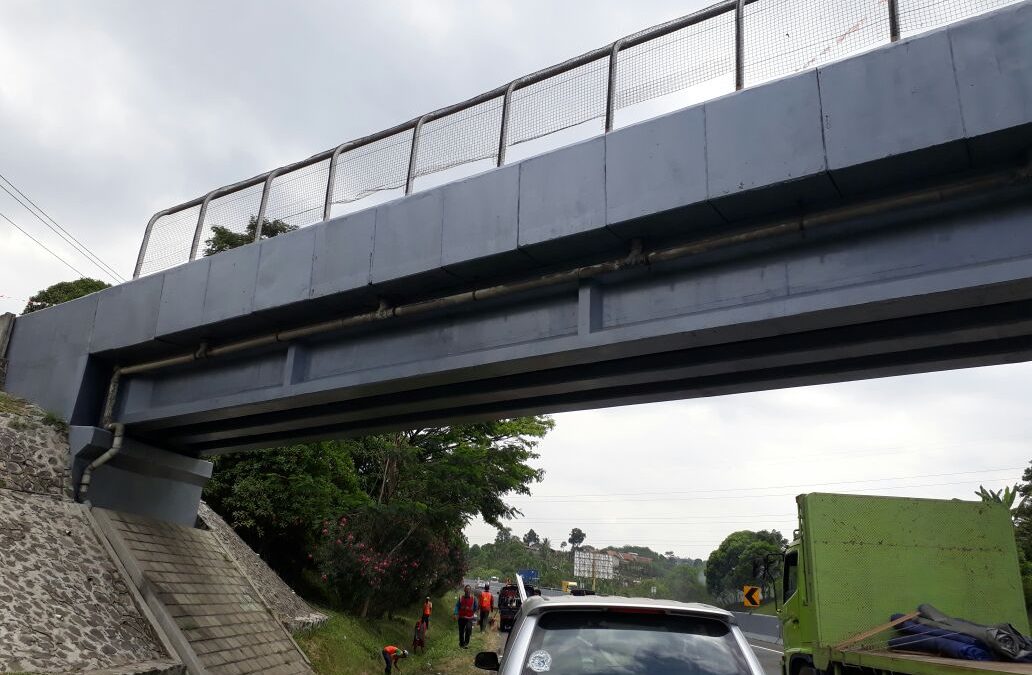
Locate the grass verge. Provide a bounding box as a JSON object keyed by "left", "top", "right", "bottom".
{"left": 295, "top": 592, "right": 502, "bottom": 675}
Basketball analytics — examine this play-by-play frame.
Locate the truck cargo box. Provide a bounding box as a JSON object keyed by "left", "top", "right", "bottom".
{"left": 798, "top": 492, "right": 1029, "bottom": 653}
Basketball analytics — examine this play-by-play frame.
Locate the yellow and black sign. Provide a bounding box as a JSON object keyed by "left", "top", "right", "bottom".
{"left": 742, "top": 585, "right": 762, "bottom": 608}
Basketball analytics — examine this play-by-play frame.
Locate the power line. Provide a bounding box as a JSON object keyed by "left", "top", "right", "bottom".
{"left": 514, "top": 467, "right": 1023, "bottom": 501}
{"left": 0, "top": 172, "right": 124, "bottom": 283}
{"left": 0, "top": 211, "right": 89, "bottom": 278}
{"left": 508, "top": 477, "right": 1019, "bottom": 504}
{"left": 513, "top": 513, "right": 799, "bottom": 522}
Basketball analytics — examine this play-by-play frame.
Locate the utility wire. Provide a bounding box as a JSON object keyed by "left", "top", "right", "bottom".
{"left": 0, "top": 211, "right": 89, "bottom": 278}
{"left": 0, "top": 172, "right": 124, "bottom": 283}
{"left": 509, "top": 477, "right": 1019, "bottom": 504}
{"left": 514, "top": 467, "right": 1023, "bottom": 500}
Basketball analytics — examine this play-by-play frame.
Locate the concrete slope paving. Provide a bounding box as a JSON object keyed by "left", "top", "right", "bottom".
{"left": 93, "top": 508, "right": 313, "bottom": 675}
{"left": 197, "top": 502, "right": 326, "bottom": 633}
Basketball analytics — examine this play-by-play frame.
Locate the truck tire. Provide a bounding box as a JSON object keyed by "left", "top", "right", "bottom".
{"left": 791, "top": 658, "right": 819, "bottom": 675}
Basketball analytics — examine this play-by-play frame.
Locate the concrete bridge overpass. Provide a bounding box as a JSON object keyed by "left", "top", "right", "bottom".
{"left": 1, "top": 0, "right": 1031, "bottom": 524}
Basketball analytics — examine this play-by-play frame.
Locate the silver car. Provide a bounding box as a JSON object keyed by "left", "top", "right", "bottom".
{"left": 474, "top": 594, "right": 765, "bottom": 675}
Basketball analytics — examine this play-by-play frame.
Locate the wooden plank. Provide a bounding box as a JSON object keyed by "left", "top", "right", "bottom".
{"left": 833, "top": 611, "right": 919, "bottom": 651}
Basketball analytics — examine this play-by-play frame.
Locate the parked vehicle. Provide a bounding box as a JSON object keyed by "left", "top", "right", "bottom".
{"left": 778, "top": 493, "right": 1029, "bottom": 675}
{"left": 498, "top": 583, "right": 521, "bottom": 632}
{"left": 475, "top": 594, "right": 764, "bottom": 674}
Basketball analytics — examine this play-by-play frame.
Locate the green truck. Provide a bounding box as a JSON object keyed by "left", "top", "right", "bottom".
{"left": 778, "top": 493, "right": 1030, "bottom": 675}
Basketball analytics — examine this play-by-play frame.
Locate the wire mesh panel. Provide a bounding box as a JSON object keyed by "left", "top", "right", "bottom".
{"left": 898, "top": 0, "right": 1022, "bottom": 36}
{"left": 265, "top": 158, "right": 331, "bottom": 228}
{"left": 138, "top": 204, "right": 201, "bottom": 276}
{"left": 616, "top": 9, "right": 736, "bottom": 110}
{"left": 134, "top": 0, "right": 1020, "bottom": 277}
{"left": 196, "top": 183, "right": 264, "bottom": 257}
{"left": 744, "top": 0, "right": 889, "bottom": 85}
{"left": 509, "top": 56, "right": 609, "bottom": 146}
{"left": 415, "top": 96, "right": 504, "bottom": 177}
{"left": 329, "top": 129, "right": 415, "bottom": 207}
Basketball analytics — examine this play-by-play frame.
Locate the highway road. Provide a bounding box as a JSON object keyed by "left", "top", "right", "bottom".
{"left": 747, "top": 638, "right": 783, "bottom": 675}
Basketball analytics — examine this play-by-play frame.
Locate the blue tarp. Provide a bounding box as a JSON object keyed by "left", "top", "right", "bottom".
{"left": 889, "top": 614, "right": 994, "bottom": 661}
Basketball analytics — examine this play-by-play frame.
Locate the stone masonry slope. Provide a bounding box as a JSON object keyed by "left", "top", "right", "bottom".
{"left": 0, "top": 392, "right": 182, "bottom": 674}
{"left": 198, "top": 502, "right": 326, "bottom": 633}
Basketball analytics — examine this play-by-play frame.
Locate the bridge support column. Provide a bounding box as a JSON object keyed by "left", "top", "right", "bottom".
{"left": 69, "top": 426, "right": 213, "bottom": 527}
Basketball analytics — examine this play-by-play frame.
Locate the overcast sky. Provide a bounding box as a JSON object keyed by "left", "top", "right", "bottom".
{"left": 1, "top": 1, "right": 1027, "bottom": 559}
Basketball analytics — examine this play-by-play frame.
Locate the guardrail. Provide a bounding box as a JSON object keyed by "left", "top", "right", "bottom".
{"left": 133, "top": 0, "right": 1019, "bottom": 279}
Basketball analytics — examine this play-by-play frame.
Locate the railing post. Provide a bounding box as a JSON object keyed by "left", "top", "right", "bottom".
{"left": 735, "top": 0, "right": 746, "bottom": 90}
{"left": 887, "top": 0, "right": 901, "bottom": 41}
{"left": 189, "top": 191, "right": 218, "bottom": 261}
{"left": 497, "top": 81, "right": 517, "bottom": 167}
{"left": 405, "top": 116, "right": 429, "bottom": 195}
{"left": 254, "top": 169, "right": 281, "bottom": 242}
{"left": 605, "top": 40, "right": 625, "bottom": 132}
{"left": 323, "top": 143, "right": 348, "bottom": 221}
{"left": 133, "top": 210, "right": 168, "bottom": 278}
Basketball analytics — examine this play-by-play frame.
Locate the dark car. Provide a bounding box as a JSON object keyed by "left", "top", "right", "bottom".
{"left": 498, "top": 584, "right": 522, "bottom": 632}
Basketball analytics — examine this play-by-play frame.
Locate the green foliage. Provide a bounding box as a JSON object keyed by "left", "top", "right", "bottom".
{"left": 975, "top": 484, "right": 1025, "bottom": 511}
{"left": 41, "top": 410, "right": 67, "bottom": 433}
{"left": 23, "top": 278, "right": 109, "bottom": 314}
{"left": 315, "top": 506, "right": 465, "bottom": 617}
{"left": 206, "top": 416, "right": 552, "bottom": 616}
{"left": 1009, "top": 462, "right": 1032, "bottom": 609}
{"left": 568, "top": 527, "right": 586, "bottom": 549}
{"left": 203, "top": 441, "right": 367, "bottom": 583}
{"left": 202, "top": 216, "right": 298, "bottom": 256}
{"left": 705, "top": 530, "right": 787, "bottom": 606}
{"left": 522, "top": 529, "right": 540, "bottom": 546}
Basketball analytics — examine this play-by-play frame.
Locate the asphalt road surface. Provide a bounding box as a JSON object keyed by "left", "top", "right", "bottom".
{"left": 748, "top": 638, "right": 783, "bottom": 675}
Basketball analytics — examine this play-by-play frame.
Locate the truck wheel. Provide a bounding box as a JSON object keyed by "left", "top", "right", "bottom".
{"left": 792, "top": 661, "right": 819, "bottom": 675}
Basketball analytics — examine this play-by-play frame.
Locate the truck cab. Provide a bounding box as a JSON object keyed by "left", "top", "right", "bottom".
{"left": 779, "top": 538, "right": 818, "bottom": 675}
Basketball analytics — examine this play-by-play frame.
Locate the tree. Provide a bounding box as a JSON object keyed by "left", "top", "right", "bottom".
{"left": 975, "top": 484, "right": 1025, "bottom": 511}
{"left": 560, "top": 541, "right": 568, "bottom": 550}
{"left": 330, "top": 417, "right": 552, "bottom": 615}
{"left": 984, "top": 465, "right": 1032, "bottom": 609}
{"left": 523, "top": 529, "right": 541, "bottom": 546}
{"left": 202, "top": 441, "right": 366, "bottom": 583}
{"left": 23, "top": 278, "right": 110, "bottom": 314}
{"left": 568, "top": 527, "right": 586, "bottom": 549}
{"left": 705, "top": 530, "right": 787, "bottom": 606}
{"left": 495, "top": 527, "right": 514, "bottom": 545}
{"left": 202, "top": 216, "right": 297, "bottom": 256}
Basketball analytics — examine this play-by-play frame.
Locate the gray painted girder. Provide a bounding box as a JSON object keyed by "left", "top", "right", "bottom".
{"left": 118, "top": 191, "right": 1032, "bottom": 453}
{"left": 3, "top": 0, "right": 1031, "bottom": 441}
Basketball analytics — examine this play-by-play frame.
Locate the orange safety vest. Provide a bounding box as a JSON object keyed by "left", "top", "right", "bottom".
{"left": 479, "top": 591, "right": 493, "bottom": 612}
{"left": 458, "top": 595, "right": 476, "bottom": 619}
{"left": 384, "top": 645, "right": 401, "bottom": 662}
{"left": 423, "top": 600, "right": 432, "bottom": 616}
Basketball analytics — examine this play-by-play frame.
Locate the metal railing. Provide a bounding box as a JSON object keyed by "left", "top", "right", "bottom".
{"left": 133, "top": 0, "right": 1020, "bottom": 279}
